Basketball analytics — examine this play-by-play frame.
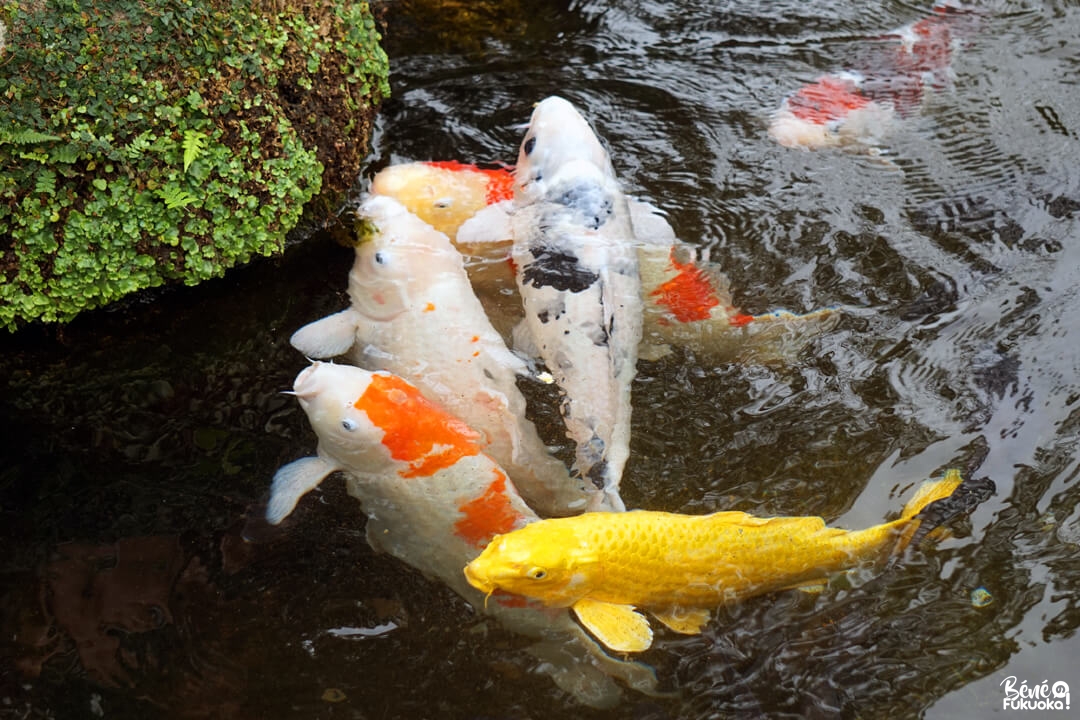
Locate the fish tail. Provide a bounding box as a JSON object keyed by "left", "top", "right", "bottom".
{"left": 895, "top": 470, "right": 996, "bottom": 552}
{"left": 899, "top": 468, "right": 964, "bottom": 520}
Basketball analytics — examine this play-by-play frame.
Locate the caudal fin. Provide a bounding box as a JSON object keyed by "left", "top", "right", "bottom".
{"left": 899, "top": 468, "right": 964, "bottom": 520}
{"left": 895, "top": 469, "right": 995, "bottom": 551}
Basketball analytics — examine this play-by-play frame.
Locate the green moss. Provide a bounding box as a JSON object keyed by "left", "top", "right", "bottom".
{"left": 0, "top": 0, "right": 389, "bottom": 330}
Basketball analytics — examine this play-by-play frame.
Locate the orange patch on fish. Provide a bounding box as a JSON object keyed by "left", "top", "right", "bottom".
{"left": 422, "top": 160, "right": 515, "bottom": 204}
{"left": 424, "top": 302, "right": 436, "bottom": 312}
{"left": 355, "top": 374, "right": 481, "bottom": 478}
{"left": 729, "top": 313, "right": 755, "bottom": 327}
{"left": 454, "top": 468, "right": 524, "bottom": 547}
{"left": 650, "top": 251, "right": 721, "bottom": 323}
{"left": 787, "top": 75, "right": 871, "bottom": 124}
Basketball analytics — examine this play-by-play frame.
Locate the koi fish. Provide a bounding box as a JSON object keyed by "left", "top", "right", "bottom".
{"left": 769, "top": 5, "right": 979, "bottom": 149}
{"left": 289, "top": 194, "right": 591, "bottom": 517}
{"left": 264, "top": 361, "right": 658, "bottom": 707}
{"left": 369, "top": 160, "right": 514, "bottom": 241}
{"left": 370, "top": 162, "right": 839, "bottom": 363}
{"left": 507, "top": 96, "right": 643, "bottom": 512}
{"left": 464, "top": 469, "right": 970, "bottom": 653}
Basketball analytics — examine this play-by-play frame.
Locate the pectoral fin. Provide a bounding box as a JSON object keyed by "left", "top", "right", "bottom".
{"left": 457, "top": 200, "right": 514, "bottom": 244}
{"left": 290, "top": 309, "right": 360, "bottom": 358}
{"left": 266, "top": 456, "right": 339, "bottom": 524}
{"left": 572, "top": 598, "right": 653, "bottom": 653}
{"left": 651, "top": 606, "right": 711, "bottom": 635}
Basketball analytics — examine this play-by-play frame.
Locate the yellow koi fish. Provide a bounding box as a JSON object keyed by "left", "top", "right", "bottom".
{"left": 465, "top": 470, "right": 965, "bottom": 653}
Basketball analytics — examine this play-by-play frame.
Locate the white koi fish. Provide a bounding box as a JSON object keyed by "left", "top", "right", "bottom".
{"left": 289, "top": 195, "right": 590, "bottom": 518}
{"left": 263, "top": 362, "right": 659, "bottom": 707}
{"left": 508, "top": 96, "right": 643, "bottom": 512}
{"left": 372, "top": 161, "right": 840, "bottom": 364}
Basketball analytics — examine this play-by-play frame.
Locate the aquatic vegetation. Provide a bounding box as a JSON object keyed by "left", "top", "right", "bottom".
{"left": 0, "top": 0, "right": 389, "bottom": 330}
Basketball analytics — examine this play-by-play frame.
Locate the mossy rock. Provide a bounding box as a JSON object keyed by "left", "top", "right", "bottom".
{"left": 0, "top": 0, "right": 389, "bottom": 330}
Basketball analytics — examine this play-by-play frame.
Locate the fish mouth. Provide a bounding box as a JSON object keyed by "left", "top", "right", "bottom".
{"left": 463, "top": 562, "right": 496, "bottom": 598}
{"left": 293, "top": 362, "right": 324, "bottom": 399}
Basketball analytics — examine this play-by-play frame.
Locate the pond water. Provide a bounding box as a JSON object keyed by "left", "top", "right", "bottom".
{"left": 4, "top": 0, "right": 1080, "bottom": 717}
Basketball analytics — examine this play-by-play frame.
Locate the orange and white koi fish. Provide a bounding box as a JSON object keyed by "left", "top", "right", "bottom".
{"left": 505, "top": 96, "right": 643, "bottom": 512}
{"left": 770, "top": 5, "right": 980, "bottom": 149}
{"left": 371, "top": 161, "right": 839, "bottom": 363}
{"left": 264, "top": 362, "right": 658, "bottom": 707}
{"left": 465, "top": 470, "right": 972, "bottom": 653}
{"left": 289, "top": 195, "right": 592, "bottom": 517}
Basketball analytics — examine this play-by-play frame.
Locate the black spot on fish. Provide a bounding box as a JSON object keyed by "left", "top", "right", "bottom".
{"left": 585, "top": 461, "right": 607, "bottom": 492}
{"left": 555, "top": 182, "right": 613, "bottom": 230}
{"left": 522, "top": 246, "right": 600, "bottom": 293}
{"left": 523, "top": 136, "right": 536, "bottom": 156}
{"left": 537, "top": 310, "right": 550, "bottom": 324}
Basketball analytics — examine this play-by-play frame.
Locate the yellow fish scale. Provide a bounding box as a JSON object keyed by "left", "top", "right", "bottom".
{"left": 565, "top": 510, "right": 905, "bottom": 608}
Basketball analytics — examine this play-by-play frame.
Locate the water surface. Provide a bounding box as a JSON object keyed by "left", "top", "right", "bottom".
{"left": 4, "top": 0, "right": 1080, "bottom": 717}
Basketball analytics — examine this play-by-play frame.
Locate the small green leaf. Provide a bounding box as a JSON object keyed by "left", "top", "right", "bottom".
{"left": 182, "top": 129, "right": 207, "bottom": 173}
{"left": 92, "top": 178, "right": 107, "bottom": 191}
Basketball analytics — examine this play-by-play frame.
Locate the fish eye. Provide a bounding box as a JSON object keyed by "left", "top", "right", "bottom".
{"left": 341, "top": 418, "right": 358, "bottom": 431}
{"left": 373, "top": 251, "right": 387, "bottom": 265}
{"left": 523, "top": 136, "right": 536, "bottom": 156}
{"left": 527, "top": 567, "right": 547, "bottom": 580}
{"left": 434, "top": 197, "right": 453, "bottom": 209}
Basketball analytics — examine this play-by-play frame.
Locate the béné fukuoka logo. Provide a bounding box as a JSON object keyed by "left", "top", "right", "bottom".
{"left": 1001, "top": 676, "right": 1071, "bottom": 711}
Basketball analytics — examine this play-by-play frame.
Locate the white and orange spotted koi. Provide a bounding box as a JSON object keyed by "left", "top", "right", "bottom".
{"left": 769, "top": 5, "right": 981, "bottom": 149}
{"left": 264, "top": 361, "right": 658, "bottom": 707}
{"left": 289, "top": 194, "right": 591, "bottom": 517}
{"left": 371, "top": 161, "right": 839, "bottom": 364}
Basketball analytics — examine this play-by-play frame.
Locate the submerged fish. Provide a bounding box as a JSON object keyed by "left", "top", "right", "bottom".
{"left": 769, "top": 5, "right": 979, "bottom": 149}
{"left": 264, "top": 361, "right": 658, "bottom": 707}
{"left": 371, "top": 161, "right": 839, "bottom": 363}
{"left": 464, "top": 469, "right": 968, "bottom": 653}
{"left": 507, "top": 96, "right": 643, "bottom": 512}
{"left": 369, "top": 160, "right": 515, "bottom": 240}
{"left": 289, "top": 194, "right": 590, "bottom": 517}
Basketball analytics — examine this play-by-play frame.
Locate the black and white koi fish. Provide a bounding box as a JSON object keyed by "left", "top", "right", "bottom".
{"left": 508, "top": 96, "right": 643, "bottom": 512}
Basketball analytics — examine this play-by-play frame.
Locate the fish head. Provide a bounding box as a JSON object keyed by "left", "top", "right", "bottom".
{"left": 369, "top": 162, "right": 508, "bottom": 239}
{"left": 295, "top": 360, "right": 485, "bottom": 480}
{"left": 291, "top": 361, "right": 400, "bottom": 472}
{"left": 348, "top": 195, "right": 464, "bottom": 321}
{"left": 514, "top": 96, "right": 615, "bottom": 203}
{"left": 463, "top": 520, "right": 595, "bottom": 607}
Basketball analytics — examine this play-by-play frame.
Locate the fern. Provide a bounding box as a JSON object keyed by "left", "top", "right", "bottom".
{"left": 50, "top": 145, "right": 81, "bottom": 164}
{"left": 0, "top": 127, "right": 63, "bottom": 146}
{"left": 157, "top": 185, "right": 198, "bottom": 209}
{"left": 182, "top": 129, "right": 207, "bottom": 172}
{"left": 125, "top": 132, "right": 154, "bottom": 160}
{"left": 34, "top": 170, "right": 57, "bottom": 196}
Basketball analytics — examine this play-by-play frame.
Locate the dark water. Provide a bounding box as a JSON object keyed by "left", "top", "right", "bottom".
{"left": 4, "top": 0, "right": 1080, "bottom": 717}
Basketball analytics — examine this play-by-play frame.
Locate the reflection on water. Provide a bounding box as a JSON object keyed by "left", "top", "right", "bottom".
{"left": 4, "top": 0, "right": 1080, "bottom": 717}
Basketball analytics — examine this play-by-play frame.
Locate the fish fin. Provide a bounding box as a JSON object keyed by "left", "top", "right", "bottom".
{"left": 724, "top": 307, "right": 841, "bottom": 364}
{"left": 457, "top": 200, "right": 514, "bottom": 244}
{"left": 572, "top": 598, "right": 653, "bottom": 653}
{"left": 900, "top": 468, "right": 964, "bottom": 520}
{"left": 290, "top": 309, "right": 360, "bottom": 358}
{"left": 891, "top": 469, "right": 968, "bottom": 552}
{"left": 628, "top": 199, "right": 677, "bottom": 247}
{"left": 650, "top": 606, "right": 710, "bottom": 635}
{"left": 780, "top": 578, "right": 829, "bottom": 594}
{"left": 511, "top": 319, "right": 541, "bottom": 359}
{"left": 266, "top": 456, "right": 339, "bottom": 524}
{"left": 904, "top": 472, "right": 995, "bottom": 549}
{"left": 637, "top": 339, "right": 672, "bottom": 362}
